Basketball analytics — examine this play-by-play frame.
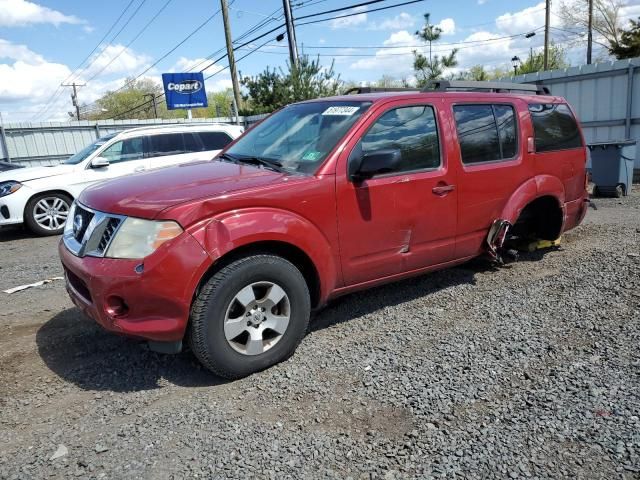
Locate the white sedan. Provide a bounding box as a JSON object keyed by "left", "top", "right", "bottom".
{"left": 0, "top": 123, "right": 243, "bottom": 236}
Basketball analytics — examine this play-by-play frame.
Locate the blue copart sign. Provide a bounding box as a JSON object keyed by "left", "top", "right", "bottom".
{"left": 162, "top": 72, "right": 208, "bottom": 110}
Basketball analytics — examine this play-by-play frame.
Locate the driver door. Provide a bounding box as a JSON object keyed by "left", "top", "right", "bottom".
{"left": 336, "top": 102, "right": 457, "bottom": 286}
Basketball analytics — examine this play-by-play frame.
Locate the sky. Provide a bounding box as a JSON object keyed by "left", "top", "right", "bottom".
{"left": 1, "top": 0, "right": 639, "bottom": 122}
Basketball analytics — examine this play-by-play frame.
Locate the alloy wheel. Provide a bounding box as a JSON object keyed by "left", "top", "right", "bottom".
{"left": 32, "top": 196, "right": 70, "bottom": 231}
{"left": 224, "top": 281, "right": 291, "bottom": 356}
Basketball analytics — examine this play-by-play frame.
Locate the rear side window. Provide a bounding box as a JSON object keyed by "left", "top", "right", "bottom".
{"left": 199, "top": 131, "right": 233, "bottom": 151}
{"left": 453, "top": 104, "right": 517, "bottom": 164}
{"left": 362, "top": 105, "right": 440, "bottom": 173}
{"left": 529, "top": 104, "right": 582, "bottom": 152}
{"left": 148, "top": 133, "right": 185, "bottom": 157}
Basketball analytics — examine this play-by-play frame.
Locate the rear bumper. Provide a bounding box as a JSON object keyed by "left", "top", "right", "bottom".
{"left": 59, "top": 232, "right": 210, "bottom": 342}
{"left": 564, "top": 193, "right": 588, "bottom": 232}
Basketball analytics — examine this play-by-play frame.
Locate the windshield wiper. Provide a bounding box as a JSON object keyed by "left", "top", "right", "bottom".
{"left": 218, "top": 152, "right": 285, "bottom": 172}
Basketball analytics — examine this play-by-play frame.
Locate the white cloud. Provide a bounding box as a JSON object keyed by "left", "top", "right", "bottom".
{"left": 0, "top": 0, "right": 84, "bottom": 27}
{"left": 0, "top": 39, "right": 70, "bottom": 104}
{"left": 81, "top": 44, "right": 152, "bottom": 78}
{"left": 368, "top": 12, "right": 415, "bottom": 30}
{"left": 330, "top": 6, "right": 367, "bottom": 29}
{"left": 494, "top": 2, "right": 562, "bottom": 35}
{"left": 436, "top": 18, "right": 456, "bottom": 36}
{"left": 349, "top": 30, "right": 421, "bottom": 75}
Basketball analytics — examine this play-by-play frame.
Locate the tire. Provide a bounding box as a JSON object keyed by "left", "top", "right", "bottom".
{"left": 615, "top": 184, "right": 625, "bottom": 198}
{"left": 189, "top": 254, "right": 311, "bottom": 379}
{"left": 24, "top": 192, "right": 73, "bottom": 236}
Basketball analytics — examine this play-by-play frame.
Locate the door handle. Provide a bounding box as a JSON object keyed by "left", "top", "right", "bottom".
{"left": 432, "top": 184, "right": 455, "bottom": 196}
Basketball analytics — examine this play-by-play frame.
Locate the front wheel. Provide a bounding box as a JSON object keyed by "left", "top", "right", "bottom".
{"left": 24, "top": 193, "right": 72, "bottom": 236}
{"left": 189, "top": 254, "right": 311, "bottom": 379}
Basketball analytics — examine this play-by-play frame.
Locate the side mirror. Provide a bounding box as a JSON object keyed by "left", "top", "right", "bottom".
{"left": 91, "top": 157, "right": 110, "bottom": 168}
{"left": 350, "top": 148, "right": 402, "bottom": 182}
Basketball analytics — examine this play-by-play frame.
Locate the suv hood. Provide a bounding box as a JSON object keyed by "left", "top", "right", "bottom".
{"left": 79, "top": 160, "right": 289, "bottom": 219}
{"left": 0, "top": 164, "right": 75, "bottom": 183}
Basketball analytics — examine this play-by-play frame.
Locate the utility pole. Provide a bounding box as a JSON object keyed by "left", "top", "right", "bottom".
{"left": 144, "top": 93, "right": 158, "bottom": 118}
{"left": 587, "top": 0, "right": 593, "bottom": 64}
{"left": 62, "top": 82, "right": 85, "bottom": 120}
{"left": 543, "top": 0, "right": 551, "bottom": 70}
{"left": 220, "top": 0, "right": 242, "bottom": 119}
{"left": 282, "top": 0, "right": 299, "bottom": 67}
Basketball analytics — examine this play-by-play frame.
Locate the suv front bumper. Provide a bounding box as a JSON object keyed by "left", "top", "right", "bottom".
{"left": 59, "top": 232, "right": 210, "bottom": 342}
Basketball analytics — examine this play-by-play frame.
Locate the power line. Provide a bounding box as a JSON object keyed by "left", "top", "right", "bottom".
{"left": 31, "top": 0, "right": 139, "bottom": 121}
{"left": 295, "top": 0, "right": 386, "bottom": 20}
{"left": 40, "top": 0, "right": 150, "bottom": 121}
{"left": 297, "top": 0, "right": 426, "bottom": 27}
{"left": 71, "top": 0, "right": 149, "bottom": 82}
{"left": 85, "top": 0, "right": 174, "bottom": 82}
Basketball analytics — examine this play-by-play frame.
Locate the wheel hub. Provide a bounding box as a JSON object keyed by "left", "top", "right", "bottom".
{"left": 248, "top": 306, "right": 266, "bottom": 327}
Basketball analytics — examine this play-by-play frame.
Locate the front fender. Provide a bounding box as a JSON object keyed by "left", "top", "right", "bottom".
{"left": 500, "top": 175, "right": 565, "bottom": 224}
{"left": 188, "top": 208, "right": 339, "bottom": 302}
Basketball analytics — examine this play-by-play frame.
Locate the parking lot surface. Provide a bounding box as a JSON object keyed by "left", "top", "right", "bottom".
{"left": 1, "top": 193, "right": 639, "bottom": 479}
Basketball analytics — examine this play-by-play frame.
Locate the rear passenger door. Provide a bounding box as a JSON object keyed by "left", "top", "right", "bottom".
{"left": 145, "top": 133, "right": 187, "bottom": 170}
{"left": 451, "top": 101, "right": 531, "bottom": 258}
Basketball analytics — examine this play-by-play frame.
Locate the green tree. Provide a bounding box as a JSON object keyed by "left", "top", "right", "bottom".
{"left": 457, "top": 65, "right": 490, "bottom": 81}
{"left": 87, "top": 77, "right": 168, "bottom": 120}
{"left": 516, "top": 44, "right": 569, "bottom": 74}
{"left": 413, "top": 13, "right": 458, "bottom": 86}
{"left": 609, "top": 17, "right": 640, "bottom": 59}
{"left": 240, "top": 54, "right": 342, "bottom": 114}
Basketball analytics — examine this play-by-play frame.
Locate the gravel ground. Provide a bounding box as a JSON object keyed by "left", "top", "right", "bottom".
{"left": 0, "top": 192, "right": 639, "bottom": 479}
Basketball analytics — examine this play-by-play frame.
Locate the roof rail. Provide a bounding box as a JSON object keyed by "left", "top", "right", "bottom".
{"left": 423, "top": 80, "right": 550, "bottom": 95}
{"left": 343, "top": 86, "right": 419, "bottom": 95}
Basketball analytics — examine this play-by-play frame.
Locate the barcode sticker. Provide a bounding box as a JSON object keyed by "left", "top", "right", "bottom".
{"left": 322, "top": 106, "right": 359, "bottom": 116}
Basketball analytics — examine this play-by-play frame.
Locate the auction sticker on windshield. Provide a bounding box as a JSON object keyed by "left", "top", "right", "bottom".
{"left": 322, "top": 106, "right": 360, "bottom": 116}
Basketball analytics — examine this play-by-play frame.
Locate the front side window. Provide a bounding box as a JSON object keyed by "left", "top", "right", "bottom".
{"left": 225, "top": 101, "right": 371, "bottom": 174}
{"left": 453, "top": 104, "right": 517, "bottom": 164}
{"left": 99, "top": 137, "right": 144, "bottom": 164}
{"left": 529, "top": 103, "right": 582, "bottom": 152}
{"left": 361, "top": 105, "right": 440, "bottom": 174}
{"left": 65, "top": 133, "right": 118, "bottom": 165}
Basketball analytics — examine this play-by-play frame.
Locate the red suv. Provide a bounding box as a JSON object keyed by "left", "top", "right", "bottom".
{"left": 59, "top": 81, "right": 588, "bottom": 378}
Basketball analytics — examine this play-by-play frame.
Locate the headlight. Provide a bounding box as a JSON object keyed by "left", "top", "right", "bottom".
{"left": 106, "top": 218, "right": 183, "bottom": 259}
{"left": 0, "top": 181, "right": 22, "bottom": 197}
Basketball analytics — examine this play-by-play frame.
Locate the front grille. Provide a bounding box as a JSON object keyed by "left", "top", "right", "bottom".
{"left": 97, "top": 217, "right": 122, "bottom": 254}
{"left": 63, "top": 202, "right": 126, "bottom": 258}
{"left": 73, "top": 205, "right": 94, "bottom": 242}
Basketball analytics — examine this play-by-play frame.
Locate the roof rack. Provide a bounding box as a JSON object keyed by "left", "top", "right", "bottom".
{"left": 424, "top": 80, "right": 550, "bottom": 95}
{"left": 343, "top": 87, "right": 419, "bottom": 95}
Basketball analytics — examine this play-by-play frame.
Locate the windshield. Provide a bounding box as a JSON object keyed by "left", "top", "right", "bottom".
{"left": 63, "top": 133, "right": 118, "bottom": 165}
{"left": 225, "top": 100, "right": 371, "bottom": 174}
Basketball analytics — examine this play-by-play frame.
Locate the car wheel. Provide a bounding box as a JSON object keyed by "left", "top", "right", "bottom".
{"left": 189, "top": 254, "right": 311, "bottom": 379}
{"left": 615, "top": 184, "right": 625, "bottom": 198}
{"left": 24, "top": 193, "right": 72, "bottom": 236}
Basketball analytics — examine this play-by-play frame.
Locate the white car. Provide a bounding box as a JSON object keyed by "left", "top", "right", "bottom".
{"left": 0, "top": 123, "right": 243, "bottom": 236}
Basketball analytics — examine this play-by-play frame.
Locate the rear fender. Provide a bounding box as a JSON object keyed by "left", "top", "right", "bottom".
{"left": 500, "top": 175, "right": 565, "bottom": 225}
{"left": 188, "top": 208, "right": 339, "bottom": 302}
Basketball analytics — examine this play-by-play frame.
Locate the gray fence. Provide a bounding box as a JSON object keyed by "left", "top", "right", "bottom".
{"left": 502, "top": 57, "right": 640, "bottom": 174}
{"left": 0, "top": 115, "right": 267, "bottom": 167}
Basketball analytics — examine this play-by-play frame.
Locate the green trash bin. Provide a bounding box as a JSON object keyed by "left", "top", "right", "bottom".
{"left": 588, "top": 140, "right": 636, "bottom": 198}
